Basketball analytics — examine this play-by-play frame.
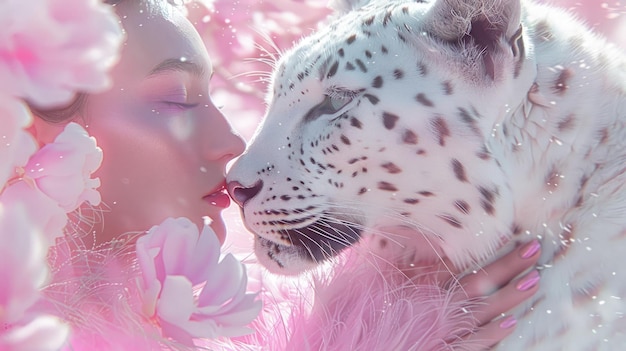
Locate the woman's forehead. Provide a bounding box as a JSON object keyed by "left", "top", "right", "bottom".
{"left": 113, "top": 1, "right": 212, "bottom": 79}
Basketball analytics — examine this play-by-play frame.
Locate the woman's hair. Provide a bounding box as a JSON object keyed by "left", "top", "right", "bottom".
{"left": 29, "top": 93, "right": 89, "bottom": 124}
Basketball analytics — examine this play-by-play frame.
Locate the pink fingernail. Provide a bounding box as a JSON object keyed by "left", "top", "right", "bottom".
{"left": 499, "top": 316, "right": 517, "bottom": 329}
{"left": 516, "top": 270, "right": 540, "bottom": 291}
{"left": 520, "top": 239, "right": 541, "bottom": 259}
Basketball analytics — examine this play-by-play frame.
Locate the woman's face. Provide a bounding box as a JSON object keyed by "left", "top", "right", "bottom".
{"left": 85, "top": 2, "right": 245, "bottom": 243}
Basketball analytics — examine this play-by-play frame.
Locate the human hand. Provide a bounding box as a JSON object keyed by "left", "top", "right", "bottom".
{"left": 445, "top": 240, "right": 542, "bottom": 350}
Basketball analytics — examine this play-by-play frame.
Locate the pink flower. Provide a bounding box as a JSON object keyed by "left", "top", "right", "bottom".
{"left": 136, "top": 217, "right": 262, "bottom": 345}
{"left": 0, "top": 315, "right": 69, "bottom": 351}
{"left": 0, "top": 182, "right": 68, "bottom": 350}
{"left": 0, "top": 0, "right": 123, "bottom": 107}
{"left": 0, "top": 201, "right": 49, "bottom": 324}
{"left": 0, "top": 96, "right": 37, "bottom": 188}
{"left": 0, "top": 181, "right": 67, "bottom": 246}
{"left": 24, "top": 122, "right": 102, "bottom": 212}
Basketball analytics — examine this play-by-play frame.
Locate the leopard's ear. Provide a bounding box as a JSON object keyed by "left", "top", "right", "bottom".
{"left": 423, "top": 0, "right": 523, "bottom": 79}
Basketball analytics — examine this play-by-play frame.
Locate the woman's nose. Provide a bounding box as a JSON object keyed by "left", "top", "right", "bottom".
{"left": 198, "top": 103, "right": 246, "bottom": 162}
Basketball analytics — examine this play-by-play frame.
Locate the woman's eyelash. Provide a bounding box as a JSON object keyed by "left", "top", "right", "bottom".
{"left": 162, "top": 101, "right": 199, "bottom": 109}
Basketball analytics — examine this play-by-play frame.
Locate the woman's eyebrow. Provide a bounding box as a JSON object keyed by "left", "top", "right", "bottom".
{"left": 147, "top": 58, "right": 205, "bottom": 78}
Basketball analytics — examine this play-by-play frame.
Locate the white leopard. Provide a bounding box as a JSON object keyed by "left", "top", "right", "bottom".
{"left": 227, "top": 0, "right": 626, "bottom": 349}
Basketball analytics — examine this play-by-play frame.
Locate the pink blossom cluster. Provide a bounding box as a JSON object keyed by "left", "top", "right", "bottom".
{"left": 0, "top": 0, "right": 118, "bottom": 347}
{"left": 0, "top": 0, "right": 122, "bottom": 107}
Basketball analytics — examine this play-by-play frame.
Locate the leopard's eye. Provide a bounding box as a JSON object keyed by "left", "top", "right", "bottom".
{"left": 303, "top": 91, "right": 356, "bottom": 122}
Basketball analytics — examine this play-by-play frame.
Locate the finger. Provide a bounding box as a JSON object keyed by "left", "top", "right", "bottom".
{"left": 459, "top": 239, "right": 541, "bottom": 298}
{"left": 472, "top": 269, "right": 540, "bottom": 325}
{"left": 460, "top": 315, "right": 518, "bottom": 351}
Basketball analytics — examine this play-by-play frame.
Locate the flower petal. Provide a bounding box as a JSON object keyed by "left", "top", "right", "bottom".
{"left": 0, "top": 315, "right": 69, "bottom": 351}
{"left": 156, "top": 275, "right": 194, "bottom": 325}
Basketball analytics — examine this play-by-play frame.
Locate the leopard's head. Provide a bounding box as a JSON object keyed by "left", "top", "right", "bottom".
{"left": 227, "top": 0, "right": 537, "bottom": 274}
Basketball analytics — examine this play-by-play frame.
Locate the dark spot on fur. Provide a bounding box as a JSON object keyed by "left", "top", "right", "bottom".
{"left": 478, "top": 186, "right": 497, "bottom": 204}
{"left": 478, "top": 185, "right": 497, "bottom": 215}
{"left": 378, "top": 181, "right": 398, "bottom": 192}
{"left": 415, "top": 93, "right": 434, "bottom": 107}
{"left": 326, "top": 61, "right": 339, "bottom": 78}
{"left": 458, "top": 107, "right": 481, "bottom": 136}
{"left": 347, "top": 34, "right": 357, "bottom": 44}
{"left": 430, "top": 116, "right": 450, "bottom": 146}
{"left": 402, "top": 129, "right": 418, "bottom": 144}
{"left": 404, "top": 198, "right": 420, "bottom": 204}
{"left": 340, "top": 135, "right": 351, "bottom": 145}
{"left": 381, "top": 45, "right": 388, "bottom": 54}
{"left": 511, "top": 223, "right": 522, "bottom": 235}
{"left": 350, "top": 117, "right": 363, "bottom": 129}
{"left": 536, "top": 20, "right": 554, "bottom": 42}
{"left": 364, "top": 16, "right": 375, "bottom": 26}
{"left": 365, "top": 50, "right": 372, "bottom": 59}
{"left": 451, "top": 159, "right": 468, "bottom": 182}
{"left": 338, "top": 48, "right": 344, "bottom": 57}
{"left": 597, "top": 128, "right": 609, "bottom": 144}
{"left": 438, "top": 214, "right": 462, "bottom": 228}
{"left": 393, "top": 69, "right": 404, "bottom": 79}
{"left": 345, "top": 62, "right": 355, "bottom": 71}
{"left": 382, "top": 162, "right": 402, "bottom": 174}
{"left": 557, "top": 114, "right": 576, "bottom": 132}
{"left": 355, "top": 59, "right": 367, "bottom": 72}
{"left": 477, "top": 145, "right": 491, "bottom": 160}
{"left": 442, "top": 81, "right": 453, "bottom": 95}
{"left": 553, "top": 68, "right": 573, "bottom": 95}
{"left": 383, "top": 112, "right": 399, "bottom": 129}
{"left": 454, "top": 200, "right": 471, "bottom": 215}
{"left": 364, "top": 93, "right": 379, "bottom": 105}
{"left": 419, "top": 191, "right": 434, "bottom": 197}
{"left": 417, "top": 63, "right": 427, "bottom": 76}
{"left": 372, "top": 76, "right": 383, "bottom": 88}
{"left": 383, "top": 10, "right": 392, "bottom": 26}
{"left": 481, "top": 200, "right": 495, "bottom": 215}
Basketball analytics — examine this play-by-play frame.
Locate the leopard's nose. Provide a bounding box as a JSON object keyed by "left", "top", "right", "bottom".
{"left": 227, "top": 180, "right": 263, "bottom": 207}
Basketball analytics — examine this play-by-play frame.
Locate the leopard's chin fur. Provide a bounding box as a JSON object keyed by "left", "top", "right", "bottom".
{"left": 253, "top": 219, "right": 362, "bottom": 274}
{"left": 228, "top": 0, "right": 626, "bottom": 349}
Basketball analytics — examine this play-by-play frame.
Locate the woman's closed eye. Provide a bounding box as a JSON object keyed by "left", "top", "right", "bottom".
{"left": 160, "top": 101, "right": 199, "bottom": 110}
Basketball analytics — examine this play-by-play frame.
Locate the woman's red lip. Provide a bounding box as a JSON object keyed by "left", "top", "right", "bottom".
{"left": 203, "top": 189, "right": 231, "bottom": 208}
